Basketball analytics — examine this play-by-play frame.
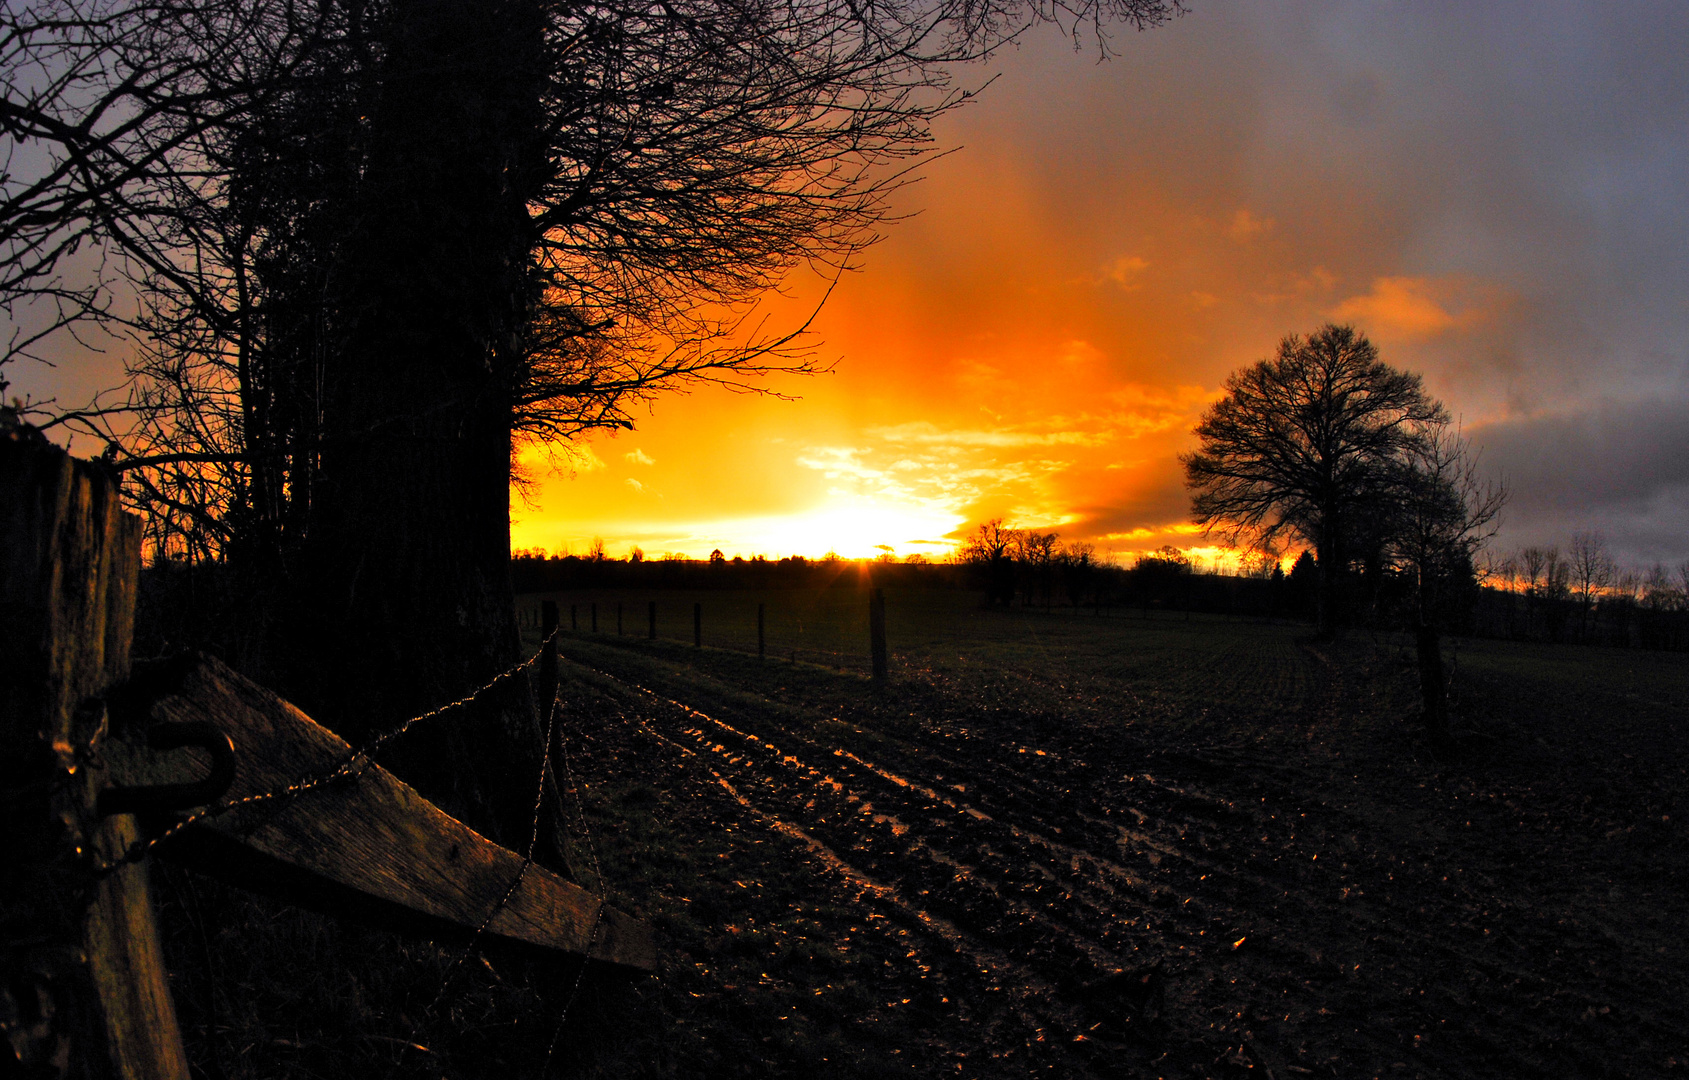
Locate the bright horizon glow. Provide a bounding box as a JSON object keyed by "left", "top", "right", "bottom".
{"left": 711, "top": 499, "right": 967, "bottom": 561}
{"left": 515, "top": 495, "right": 1280, "bottom": 569}
{"left": 4, "top": 5, "right": 1684, "bottom": 572}
{"left": 561, "top": 498, "right": 969, "bottom": 562}
{"left": 505, "top": 5, "right": 1689, "bottom": 572}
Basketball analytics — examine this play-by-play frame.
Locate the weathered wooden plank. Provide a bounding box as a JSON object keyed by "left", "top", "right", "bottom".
{"left": 111, "top": 654, "right": 656, "bottom": 971}
{"left": 1, "top": 433, "right": 190, "bottom": 1080}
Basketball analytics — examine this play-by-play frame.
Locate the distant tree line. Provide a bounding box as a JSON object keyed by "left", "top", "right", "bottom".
{"left": 1471, "top": 533, "right": 1689, "bottom": 650}
{"left": 956, "top": 519, "right": 1100, "bottom": 608}
{"left": 510, "top": 525, "right": 1689, "bottom": 654}
{"left": 514, "top": 532, "right": 1295, "bottom": 616}
{"left": 955, "top": 524, "right": 1315, "bottom": 618}
{"left": 511, "top": 548, "right": 965, "bottom": 593}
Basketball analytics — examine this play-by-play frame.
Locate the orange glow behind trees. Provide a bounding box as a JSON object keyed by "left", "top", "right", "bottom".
{"left": 510, "top": 7, "right": 1676, "bottom": 567}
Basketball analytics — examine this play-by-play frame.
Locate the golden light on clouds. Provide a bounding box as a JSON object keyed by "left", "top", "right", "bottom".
{"left": 1, "top": 5, "right": 1680, "bottom": 569}
{"left": 1330, "top": 277, "right": 1509, "bottom": 342}
{"left": 510, "top": 4, "right": 1689, "bottom": 569}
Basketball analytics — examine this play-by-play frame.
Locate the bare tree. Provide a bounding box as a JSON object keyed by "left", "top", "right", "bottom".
{"left": 1518, "top": 546, "right": 1550, "bottom": 591}
{"left": 1489, "top": 550, "right": 1520, "bottom": 637}
{"left": 960, "top": 518, "right": 1020, "bottom": 606}
{"left": 1515, "top": 545, "right": 1554, "bottom": 639}
{"left": 1385, "top": 425, "right": 1507, "bottom": 749}
{"left": 1183, "top": 324, "right": 1449, "bottom": 636}
{"left": 1518, "top": 545, "right": 1548, "bottom": 602}
{"left": 6, "top": 0, "right": 1185, "bottom": 839}
{"left": 1014, "top": 528, "right": 1059, "bottom": 606}
{"left": 1568, "top": 531, "right": 1615, "bottom": 642}
{"left": 1060, "top": 539, "right": 1096, "bottom": 606}
{"left": 0, "top": 0, "right": 338, "bottom": 438}
{"left": 1642, "top": 563, "right": 1679, "bottom": 612}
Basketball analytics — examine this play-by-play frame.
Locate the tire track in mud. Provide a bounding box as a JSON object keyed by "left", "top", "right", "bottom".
{"left": 607, "top": 669, "right": 1150, "bottom": 978}
{"left": 583, "top": 655, "right": 1331, "bottom": 1003}
{"left": 597, "top": 655, "right": 1290, "bottom": 960}
{"left": 608, "top": 668, "right": 1177, "bottom": 1068}
{"left": 559, "top": 651, "right": 1308, "bottom": 1066}
{"left": 561, "top": 644, "right": 1689, "bottom": 1077}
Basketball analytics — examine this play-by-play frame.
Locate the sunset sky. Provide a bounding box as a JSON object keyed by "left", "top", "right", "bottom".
{"left": 13, "top": 2, "right": 1686, "bottom": 569}
{"left": 510, "top": 0, "right": 1689, "bottom": 568}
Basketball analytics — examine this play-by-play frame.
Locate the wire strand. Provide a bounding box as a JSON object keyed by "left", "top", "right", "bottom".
{"left": 94, "top": 628, "right": 561, "bottom": 876}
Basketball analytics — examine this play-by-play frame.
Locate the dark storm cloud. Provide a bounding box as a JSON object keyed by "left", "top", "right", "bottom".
{"left": 1472, "top": 398, "right": 1689, "bottom": 564}
{"left": 988, "top": 1, "right": 1689, "bottom": 562}
{"left": 1477, "top": 401, "right": 1689, "bottom": 511}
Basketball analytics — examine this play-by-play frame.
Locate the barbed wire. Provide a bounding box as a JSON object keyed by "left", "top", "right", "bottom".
{"left": 423, "top": 660, "right": 568, "bottom": 1019}
{"left": 79, "top": 616, "right": 645, "bottom": 1080}
{"left": 538, "top": 646, "right": 611, "bottom": 1073}
{"left": 415, "top": 647, "right": 609, "bottom": 1076}
{"left": 94, "top": 628, "right": 560, "bottom": 876}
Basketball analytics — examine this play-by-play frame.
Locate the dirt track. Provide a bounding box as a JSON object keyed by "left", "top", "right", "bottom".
{"left": 550, "top": 625, "right": 1689, "bottom": 1079}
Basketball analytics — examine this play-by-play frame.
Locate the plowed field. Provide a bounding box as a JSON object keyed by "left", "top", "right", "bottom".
{"left": 537, "top": 601, "right": 1689, "bottom": 1079}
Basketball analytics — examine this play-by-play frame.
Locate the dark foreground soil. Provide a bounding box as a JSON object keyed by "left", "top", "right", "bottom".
{"left": 159, "top": 612, "right": 1689, "bottom": 1079}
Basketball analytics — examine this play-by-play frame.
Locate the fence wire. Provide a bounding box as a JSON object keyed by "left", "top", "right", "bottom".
{"left": 521, "top": 597, "right": 881, "bottom": 673}
{"left": 95, "top": 623, "right": 628, "bottom": 1077}
{"left": 540, "top": 655, "right": 608, "bottom": 1074}
{"left": 95, "top": 631, "right": 561, "bottom": 877}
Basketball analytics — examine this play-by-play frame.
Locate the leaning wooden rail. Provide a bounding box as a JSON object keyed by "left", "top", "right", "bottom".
{"left": 2, "top": 430, "right": 652, "bottom": 1080}
{"left": 107, "top": 653, "right": 654, "bottom": 969}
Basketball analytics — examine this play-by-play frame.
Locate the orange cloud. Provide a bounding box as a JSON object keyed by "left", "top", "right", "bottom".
{"left": 1227, "top": 209, "right": 1275, "bottom": 242}
{"left": 1106, "top": 255, "right": 1151, "bottom": 288}
{"left": 1330, "top": 276, "right": 1501, "bottom": 341}
{"left": 507, "top": 25, "right": 1552, "bottom": 563}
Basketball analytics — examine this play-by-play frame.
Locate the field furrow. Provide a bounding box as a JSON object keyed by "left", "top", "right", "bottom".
{"left": 524, "top": 598, "right": 1689, "bottom": 1079}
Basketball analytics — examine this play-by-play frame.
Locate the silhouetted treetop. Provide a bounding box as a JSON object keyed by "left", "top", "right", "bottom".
{"left": 1183, "top": 323, "right": 1448, "bottom": 634}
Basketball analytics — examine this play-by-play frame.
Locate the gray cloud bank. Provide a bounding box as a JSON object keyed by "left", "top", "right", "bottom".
{"left": 1473, "top": 398, "right": 1689, "bottom": 567}
{"left": 958, "top": 0, "right": 1689, "bottom": 563}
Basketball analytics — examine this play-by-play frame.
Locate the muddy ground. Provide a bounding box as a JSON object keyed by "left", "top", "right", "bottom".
{"left": 537, "top": 614, "right": 1689, "bottom": 1080}
{"left": 158, "top": 606, "right": 1689, "bottom": 1079}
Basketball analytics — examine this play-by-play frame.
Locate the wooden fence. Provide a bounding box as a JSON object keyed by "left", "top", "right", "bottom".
{"left": 1, "top": 434, "right": 652, "bottom": 1079}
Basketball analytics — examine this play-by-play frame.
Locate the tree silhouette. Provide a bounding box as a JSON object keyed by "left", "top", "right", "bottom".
{"left": 960, "top": 518, "right": 1019, "bottom": 606}
{"left": 1568, "top": 531, "right": 1615, "bottom": 642}
{"left": 1183, "top": 324, "right": 1448, "bottom": 636}
{"left": 1383, "top": 425, "right": 1506, "bottom": 748}
{"left": 5, "top": 0, "right": 1183, "bottom": 839}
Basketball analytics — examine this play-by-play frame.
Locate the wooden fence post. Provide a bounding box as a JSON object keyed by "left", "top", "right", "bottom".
{"left": 4, "top": 436, "right": 658, "bottom": 1080}
{"left": 869, "top": 587, "right": 888, "bottom": 682}
{"left": 591, "top": 601, "right": 597, "bottom": 633}
{"left": 2, "top": 434, "right": 190, "bottom": 1079}
{"left": 539, "top": 602, "right": 558, "bottom": 721}
{"left": 757, "top": 603, "right": 765, "bottom": 660}
{"left": 648, "top": 601, "right": 657, "bottom": 640}
{"left": 693, "top": 602, "right": 702, "bottom": 648}
{"left": 570, "top": 603, "right": 577, "bottom": 631}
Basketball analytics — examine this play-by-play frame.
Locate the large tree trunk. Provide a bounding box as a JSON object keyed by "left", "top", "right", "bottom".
{"left": 278, "top": 0, "right": 560, "bottom": 853}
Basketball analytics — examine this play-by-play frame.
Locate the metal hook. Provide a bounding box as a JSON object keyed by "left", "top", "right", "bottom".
{"left": 97, "top": 721, "right": 237, "bottom": 817}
